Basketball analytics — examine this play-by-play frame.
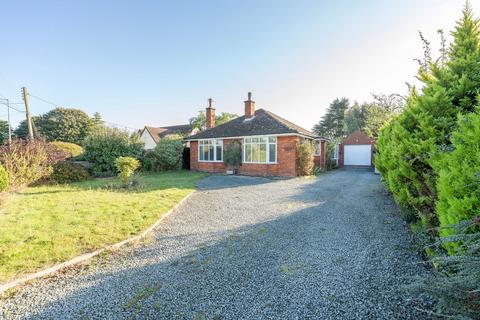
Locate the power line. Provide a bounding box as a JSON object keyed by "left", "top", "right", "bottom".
{"left": 27, "top": 93, "right": 62, "bottom": 108}
{"left": 0, "top": 98, "right": 25, "bottom": 113}
{"left": 28, "top": 92, "right": 138, "bottom": 131}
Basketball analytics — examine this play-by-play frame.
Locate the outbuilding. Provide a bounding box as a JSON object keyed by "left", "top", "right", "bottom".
{"left": 338, "top": 130, "right": 375, "bottom": 167}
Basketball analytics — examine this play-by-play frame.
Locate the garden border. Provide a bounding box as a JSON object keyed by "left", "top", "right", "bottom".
{"left": 0, "top": 190, "right": 196, "bottom": 295}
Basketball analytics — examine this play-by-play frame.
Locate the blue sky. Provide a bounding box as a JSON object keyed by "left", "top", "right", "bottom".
{"left": 0, "top": 0, "right": 478, "bottom": 130}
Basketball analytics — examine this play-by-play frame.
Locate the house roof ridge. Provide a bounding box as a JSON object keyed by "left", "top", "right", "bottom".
{"left": 260, "top": 109, "right": 317, "bottom": 138}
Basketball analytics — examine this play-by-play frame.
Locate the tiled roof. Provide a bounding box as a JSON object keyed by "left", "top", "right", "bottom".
{"left": 144, "top": 124, "right": 193, "bottom": 143}
{"left": 185, "top": 109, "right": 323, "bottom": 140}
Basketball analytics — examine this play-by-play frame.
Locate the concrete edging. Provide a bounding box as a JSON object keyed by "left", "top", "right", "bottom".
{"left": 0, "top": 190, "right": 196, "bottom": 295}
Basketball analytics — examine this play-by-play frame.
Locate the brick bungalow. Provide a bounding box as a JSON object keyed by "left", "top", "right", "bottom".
{"left": 184, "top": 93, "right": 327, "bottom": 177}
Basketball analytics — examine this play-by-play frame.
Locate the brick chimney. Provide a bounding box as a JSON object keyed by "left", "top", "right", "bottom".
{"left": 206, "top": 98, "right": 216, "bottom": 129}
{"left": 244, "top": 92, "right": 255, "bottom": 118}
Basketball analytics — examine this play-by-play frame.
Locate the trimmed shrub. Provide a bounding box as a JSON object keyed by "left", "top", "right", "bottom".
{"left": 296, "top": 141, "right": 314, "bottom": 176}
{"left": 0, "top": 139, "right": 67, "bottom": 189}
{"left": 153, "top": 134, "right": 183, "bottom": 171}
{"left": 83, "top": 127, "right": 144, "bottom": 176}
{"left": 115, "top": 156, "right": 140, "bottom": 184}
{"left": 0, "top": 163, "right": 8, "bottom": 191}
{"left": 50, "top": 141, "right": 84, "bottom": 158}
{"left": 51, "top": 162, "right": 91, "bottom": 184}
{"left": 223, "top": 140, "right": 242, "bottom": 169}
{"left": 435, "top": 110, "right": 480, "bottom": 248}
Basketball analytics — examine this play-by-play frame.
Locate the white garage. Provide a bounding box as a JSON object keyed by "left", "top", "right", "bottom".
{"left": 344, "top": 144, "right": 372, "bottom": 166}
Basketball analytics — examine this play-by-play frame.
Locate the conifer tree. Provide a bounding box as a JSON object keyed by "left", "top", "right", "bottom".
{"left": 313, "top": 98, "right": 349, "bottom": 139}
{"left": 375, "top": 3, "right": 480, "bottom": 228}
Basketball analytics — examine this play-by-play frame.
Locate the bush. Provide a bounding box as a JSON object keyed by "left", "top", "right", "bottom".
{"left": 153, "top": 134, "right": 183, "bottom": 171}
{"left": 50, "top": 162, "right": 91, "bottom": 184}
{"left": 312, "top": 166, "right": 322, "bottom": 176}
{"left": 296, "top": 141, "right": 314, "bottom": 176}
{"left": 141, "top": 150, "right": 161, "bottom": 172}
{"left": 223, "top": 140, "right": 242, "bottom": 169}
{"left": 0, "top": 163, "right": 8, "bottom": 192}
{"left": 409, "top": 220, "right": 480, "bottom": 319}
{"left": 434, "top": 110, "right": 480, "bottom": 249}
{"left": 83, "top": 127, "right": 144, "bottom": 176}
{"left": 0, "top": 139, "right": 68, "bottom": 189}
{"left": 50, "top": 141, "right": 84, "bottom": 158}
{"left": 115, "top": 156, "right": 140, "bottom": 184}
{"left": 325, "top": 139, "right": 340, "bottom": 170}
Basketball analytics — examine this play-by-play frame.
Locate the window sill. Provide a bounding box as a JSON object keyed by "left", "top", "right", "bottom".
{"left": 198, "top": 160, "right": 224, "bottom": 163}
{"left": 242, "top": 162, "right": 278, "bottom": 165}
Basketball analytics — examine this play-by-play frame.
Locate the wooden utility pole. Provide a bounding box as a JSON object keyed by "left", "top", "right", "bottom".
{"left": 21, "top": 86, "right": 34, "bottom": 140}
{"left": 6, "top": 99, "right": 12, "bottom": 145}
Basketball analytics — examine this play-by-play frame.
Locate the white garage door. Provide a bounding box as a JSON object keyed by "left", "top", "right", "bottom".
{"left": 344, "top": 144, "right": 371, "bottom": 166}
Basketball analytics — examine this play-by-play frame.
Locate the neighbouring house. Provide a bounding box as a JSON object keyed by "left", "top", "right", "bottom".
{"left": 184, "top": 92, "right": 327, "bottom": 177}
{"left": 338, "top": 130, "right": 375, "bottom": 167}
{"left": 139, "top": 124, "right": 197, "bottom": 149}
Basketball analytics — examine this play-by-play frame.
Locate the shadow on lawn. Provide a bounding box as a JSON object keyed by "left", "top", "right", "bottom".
{"left": 18, "top": 171, "right": 431, "bottom": 320}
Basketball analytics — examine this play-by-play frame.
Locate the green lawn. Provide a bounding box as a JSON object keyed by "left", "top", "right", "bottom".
{"left": 0, "top": 171, "right": 206, "bottom": 283}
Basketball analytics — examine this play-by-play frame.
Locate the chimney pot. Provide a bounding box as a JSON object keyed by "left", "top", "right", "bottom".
{"left": 206, "top": 98, "right": 216, "bottom": 129}
{"left": 244, "top": 92, "right": 255, "bottom": 118}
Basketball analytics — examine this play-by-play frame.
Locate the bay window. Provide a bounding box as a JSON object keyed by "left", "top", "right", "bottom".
{"left": 199, "top": 139, "right": 223, "bottom": 162}
{"left": 243, "top": 136, "right": 277, "bottom": 163}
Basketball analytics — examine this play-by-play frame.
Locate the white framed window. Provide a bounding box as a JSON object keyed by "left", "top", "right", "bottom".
{"left": 314, "top": 140, "right": 321, "bottom": 156}
{"left": 243, "top": 136, "right": 277, "bottom": 164}
{"left": 199, "top": 139, "right": 223, "bottom": 162}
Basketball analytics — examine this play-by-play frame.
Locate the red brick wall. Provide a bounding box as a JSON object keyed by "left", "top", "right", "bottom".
{"left": 190, "top": 140, "right": 226, "bottom": 174}
{"left": 239, "top": 136, "right": 299, "bottom": 177}
{"left": 189, "top": 135, "right": 302, "bottom": 177}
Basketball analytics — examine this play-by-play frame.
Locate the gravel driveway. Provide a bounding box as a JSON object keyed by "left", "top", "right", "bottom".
{"left": 0, "top": 169, "right": 430, "bottom": 319}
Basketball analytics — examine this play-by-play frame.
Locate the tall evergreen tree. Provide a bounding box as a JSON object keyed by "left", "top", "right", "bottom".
{"left": 92, "top": 112, "right": 104, "bottom": 127}
{"left": 375, "top": 3, "right": 480, "bottom": 228}
{"left": 313, "top": 98, "right": 349, "bottom": 139}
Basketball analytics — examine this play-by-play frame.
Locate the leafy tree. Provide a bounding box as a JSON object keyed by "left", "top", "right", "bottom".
{"left": 344, "top": 102, "right": 367, "bottom": 135}
{"left": 363, "top": 103, "right": 395, "bottom": 138}
{"left": 13, "top": 117, "right": 40, "bottom": 139}
{"left": 189, "top": 111, "right": 238, "bottom": 131}
{"left": 36, "top": 108, "right": 93, "bottom": 144}
{"left": 0, "top": 120, "right": 9, "bottom": 143}
{"left": 371, "top": 93, "right": 406, "bottom": 114}
{"left": 344, "top": 94, "right": 405, "bottom": 138}
{"left": 313, "top": 98, "right": 349, "bottom": 139}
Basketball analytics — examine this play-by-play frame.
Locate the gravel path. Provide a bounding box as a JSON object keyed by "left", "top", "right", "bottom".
{"left": 0, "top": 169, "right": 430, "bottom": 319}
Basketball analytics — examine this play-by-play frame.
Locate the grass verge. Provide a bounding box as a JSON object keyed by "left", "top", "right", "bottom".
{"left": 0, "top": 171, "right": 206, "bottom": 283}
